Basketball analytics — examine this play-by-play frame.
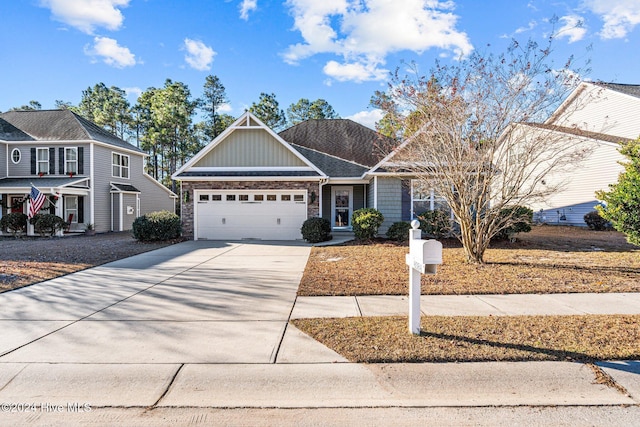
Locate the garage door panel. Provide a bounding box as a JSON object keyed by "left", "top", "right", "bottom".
{"left": 196, "top": 190, "right": 307, "bottom": 240}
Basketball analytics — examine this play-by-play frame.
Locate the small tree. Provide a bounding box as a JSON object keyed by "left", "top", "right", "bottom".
{"left": 375, "top": 36, "right": 591, "bottom": 263}
{"left": 596, "top": 138, "right": 640, "bottom": 245}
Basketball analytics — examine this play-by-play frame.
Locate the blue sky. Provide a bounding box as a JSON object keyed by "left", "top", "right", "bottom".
{"left": 2, "top": 0, "right": 640, "bottom": 128}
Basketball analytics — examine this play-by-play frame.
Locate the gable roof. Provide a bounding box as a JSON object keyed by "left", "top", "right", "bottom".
{"left": 0, "top": 109, "right": 142, "bottom": 153}
{"left": 279, "top": 119, "right": 394, "bottom": 168}
{"left": 520, "top": 122, "right": 633, "bottom": 145}
{"left": 291, "top": 144, "right": 369, "bottom": 178}
{"left": 173, "top": 111, "right": 326, "bottom": 180}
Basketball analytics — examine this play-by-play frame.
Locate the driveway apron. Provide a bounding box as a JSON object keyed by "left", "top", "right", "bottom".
{"left": 0, "top": 240, "right": 311, "bottom": 364}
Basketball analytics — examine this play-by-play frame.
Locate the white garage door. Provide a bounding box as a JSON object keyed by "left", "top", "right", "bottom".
{"left": 195, "top": 190, "right": 308, "bottom": 240}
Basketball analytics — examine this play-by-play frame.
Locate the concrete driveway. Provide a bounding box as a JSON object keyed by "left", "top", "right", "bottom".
{"left": 0, "top": 240, "right": 314, "bottom": 364}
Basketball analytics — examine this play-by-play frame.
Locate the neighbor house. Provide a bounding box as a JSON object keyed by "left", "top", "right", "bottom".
{"left": 515, "top": 82, "right": 639, "bottom": 226}
{"left": 172, "top": 111, "right": 435, "bottom": 240}
{"left": 0, "top": 109, "right": 177, "bottom": 235}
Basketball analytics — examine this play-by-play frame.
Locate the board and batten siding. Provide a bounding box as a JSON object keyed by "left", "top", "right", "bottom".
{"left": 194, "top": 129, "right": 307, "bottom": 168}
{"left": 529, "top": 140, "right": 625, "bottom": 226}
{"left": 374, "top": 177, "right": 403, "bottom": 235}
{"left": 551, "top": 85, "right": 640, "bottom": 140}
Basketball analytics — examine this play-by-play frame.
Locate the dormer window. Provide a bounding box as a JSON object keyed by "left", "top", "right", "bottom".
{"left": 11, "top": 148, "right": 21, "bottom": 164}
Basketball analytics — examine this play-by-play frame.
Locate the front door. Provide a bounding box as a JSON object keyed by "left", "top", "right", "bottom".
{"left": 331, "top": 186, "right": 353, "bottom": 229}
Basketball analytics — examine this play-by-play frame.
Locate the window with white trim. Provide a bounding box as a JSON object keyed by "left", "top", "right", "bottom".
{"left": 64, "top": 196, "right": 78, "bottom": 223}
{"left": 411, "top": 180, "right": 450, "bottom": 218}
{"left": 65, "top": 147, "right": 78, "bottom": 174}
{"left": 11, "top": 148, "right": 21, "bottom": 164}
{"left": 37, "top": 148, "right": 49, "bottom": 174}
{"left": 112, "top": 152, "right": 129, "bottom": 178}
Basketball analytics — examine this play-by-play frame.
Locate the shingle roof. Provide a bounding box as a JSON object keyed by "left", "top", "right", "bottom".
{"left": 0, "top": 118, "right": 34, "bottom": 141}
{"left": 0, "top": 110, "right": 142, "bottom": 152}
{"left": 111, "top": 183, "right": 140, "bottom": 192}
{"left": 279, "top": 119, "right": 394, "bottom": 168}
{"left": 175, "top": 171, "right": 321, "bottom": 178}
{"left": 0, "top": 176, "right": 89, "bottom": 189}
{"left": 291, "top": 144, "right": 368, "bottom": 178}
{"left": 598, "top": 82, "right": 640, "bottom": 99}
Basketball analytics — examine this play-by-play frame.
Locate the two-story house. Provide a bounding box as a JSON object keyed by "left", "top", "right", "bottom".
{"left": 0, "top": 109, "right": 177, "bottom": 235}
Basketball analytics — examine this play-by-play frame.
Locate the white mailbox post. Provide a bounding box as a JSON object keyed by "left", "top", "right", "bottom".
{"left": 405, "top": 220, "right": 442, "bottom": 335}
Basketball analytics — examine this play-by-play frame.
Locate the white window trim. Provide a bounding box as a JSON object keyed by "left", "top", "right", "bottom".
{"left": 65, "top": 147, "right": 78, "bottom": 174}
{"left": 64, "top": 196, "right": 78, "bottom": 224}
{"left": 11, "top": 148, "right": 21, "bottom": 164}
{"left": 37, "top": 147, "right": 49, "bottom": 174}
{"left": 112, "top": 152, "right": 130, "bottom": 179}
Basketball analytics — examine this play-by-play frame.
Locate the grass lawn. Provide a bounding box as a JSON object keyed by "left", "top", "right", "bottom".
{"left": 298, "top": 225, "right": 640, "bottom": 296}
{"left": 295, "top": 226, "right": 640, "bottom": 363}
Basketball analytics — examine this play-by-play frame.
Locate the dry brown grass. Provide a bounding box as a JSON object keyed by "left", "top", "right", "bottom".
{"left": 0, "top": 232, "right": 179, "bottom": 292}
{"left": 293, "top": 315, "right": 640, "bottom": 363}
{"left": 298, "top": 226, "right": 640, "bottom": 296}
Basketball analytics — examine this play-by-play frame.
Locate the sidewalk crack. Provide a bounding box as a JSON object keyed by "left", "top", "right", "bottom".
{"left": 149, "top": 363, "right": 184, "bottom": 408}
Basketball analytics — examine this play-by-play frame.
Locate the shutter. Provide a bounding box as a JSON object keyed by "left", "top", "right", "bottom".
{"left": 49, "top": 147, "right": 55, "bottom": 174}
{"left": 59, "top": 148, "right": 65, "bottom": 174}
{"left": 78, "top": 196, "right": 84, "bottom": 223}
{"left": 78, "top": 147, "right": 84, "bottom": 174}
{"left": 31, "top": 148, "right": 36, "bottom": 174}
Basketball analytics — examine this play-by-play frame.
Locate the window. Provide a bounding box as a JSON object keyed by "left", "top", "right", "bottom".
{"left": 37, "top": 148, "right": 49, "bottom": 174}
{"left": 211, "top": 194, "right": 222, "bottom": 201}
{"left": 64, "top": 196, "right": 78, "bottom": 224}
{"left": 281, "top": 194, "right": 291, "bottom": 201}
{"left": 239, "top": 195, "right": 249, "bottom": 201}
{"left": 293, "top": 194, "right": 304, "bottom": 202}
{"left": 65, "top": 147, "right": 77, "bottom": 174}
{"left": 199, "top": 194, "right": 209, "bottom": 201}
{"left": 254, "top": 194, "right": 264, "bottom": 201}
{"left": 11, "top": 148, "right": 21, "bottom": 164}
{"left": 226, "top": 194, "right": 236, "bottom": 201}
{"left": 112, "top": 153, "right": 129, "bottom": 178}
{"left": 411, "top": 180, "right": 450, "bottom": 218}
{"left": 267, "top": 194, "right": 277, "bottom": 201}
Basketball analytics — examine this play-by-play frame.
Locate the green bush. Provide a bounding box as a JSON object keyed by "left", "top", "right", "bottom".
{"left": 494, "top": 205, "right": 533, "bottom": 240}
{"left": 584, "top": 210, "right": 610, "bottom": 231}
{"left": 132, "top": 210, "right": 181, "bottom": 241}
{"left": 28, "top": 213, "right": 66, "bottom": 237}
{"left": 351, "top": 208, "right": 384, "bottom": 240}
{"left": 1, "top": 212, "right": 28, "bottom": 237}
{"left": 417, "top": 209, "right": 452, "bottom": 238}
{"left": 301, "top": 217, "right": 332, "bottom": 243}
{"left": 386, "top": 221, "right": 412, "bottom": 241}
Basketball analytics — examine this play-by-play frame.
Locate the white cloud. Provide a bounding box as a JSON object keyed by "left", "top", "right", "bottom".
{"left": 124, "top": 86, "right": 142, "bottom": 100}
{"left": 583, "top": 0, "right": 640, "bottom": 39}
{"left": 346, "top": 109, "right": 385, "bottom": 129}
{"left": 556, "top": 15, "right": 587, "bottom": 43}
{"left": 323, "top": 59, "right": 388, "bottom": 83}
{"left": 85, "top": 36, "right": 137, "bottom": 68}
{"left": 183, "top": 38, "right": 216, "bottom": 71}
{"left": 239, "top": 0, "right": 257, "bottom": 20}
{"left": 283, "top": 0, "right": 472, "bottom": 83}
{"left": 218, "top": 103, "right": 233, "bottom": 113}
{"left": 515, "top": 20, "right": 537, "bottom": 34}
{"left": 39, "top": 0, "right": 130, "bottom": 34}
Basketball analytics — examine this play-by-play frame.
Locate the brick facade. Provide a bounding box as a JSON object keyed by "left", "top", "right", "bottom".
{"left": 180, "top": 180, "right": 321, "bottom": 238}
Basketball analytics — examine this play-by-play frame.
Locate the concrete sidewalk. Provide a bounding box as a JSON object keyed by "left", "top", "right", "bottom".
{"left": 0, "top": 239, "right": 638, "bottom": 426}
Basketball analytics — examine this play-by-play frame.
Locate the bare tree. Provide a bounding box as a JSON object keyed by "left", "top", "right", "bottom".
{"left": 378, "top": 38, "right": 593, "bottom": 263}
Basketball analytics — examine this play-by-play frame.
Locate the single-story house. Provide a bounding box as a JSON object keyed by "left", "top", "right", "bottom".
{"left": 172, "top": 111, "right": 435, "bottom": 240}
{"left": 0, "top": 109, "right": 177, "bottom": 235}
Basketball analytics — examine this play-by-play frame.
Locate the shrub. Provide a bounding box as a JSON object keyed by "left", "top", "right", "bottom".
{"left": 301, "top": 217, "right": 332, "bottom": 243}
{"left": 132, "top": 210, "right": 181, "bottom": 241}
{"left": 494, "top": 205, "right": 533, "bottom": 240}
{"left": 28, "top": 213, "right": 66, "bottom": 237}
{"left": 386, "top": 221, "right": 412, "bottom": 241}
{"left": 417, "top": 209, "right": 452, "bottom": 239}
{"left": 584, "top": 210, "right": 610, "bottom": 231}
{"left": 1, "top": 212, "right": 28, "bottom": 237}
{"left": 351, "top": 208, "right": 384, "bottom": 240}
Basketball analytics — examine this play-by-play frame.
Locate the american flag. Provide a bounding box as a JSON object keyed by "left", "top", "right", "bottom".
{"left": 28, "top": 185, "right": 46, "bottom": 219}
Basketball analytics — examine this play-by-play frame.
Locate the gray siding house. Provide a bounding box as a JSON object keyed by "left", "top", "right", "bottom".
{"left": 0, "top": 109, "right": 177, "bottom": 235}
{"left": 173, "top": 111, "right": 424, "bottom": 240}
